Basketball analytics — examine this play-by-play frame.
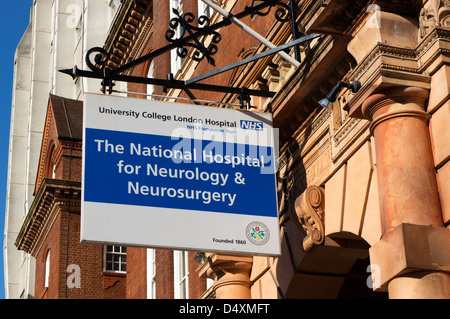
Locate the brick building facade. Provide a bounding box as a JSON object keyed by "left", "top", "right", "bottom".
{"left": 13, "top": 0, "right": 450, "bottom": 299}
{"left": 16, "top": 95, "right": 126, "bottom": 299}
{"left": 15, "top": 93, "right": 208, "bottom": 299}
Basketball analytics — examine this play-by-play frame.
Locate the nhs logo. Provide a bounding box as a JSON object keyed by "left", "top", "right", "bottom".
{"left": 240, "top": 120, "right": 263, "bottom": 131}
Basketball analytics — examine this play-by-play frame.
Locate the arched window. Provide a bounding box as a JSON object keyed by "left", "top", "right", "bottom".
{"left": 46, "top": 142, "right": 56, "bottom": 179}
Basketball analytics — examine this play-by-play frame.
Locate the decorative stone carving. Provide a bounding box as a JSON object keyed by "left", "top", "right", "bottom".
{"left": 438, "top": 0, "right": 450, "bottom": 27}
{"left": 420, "top": 0, "right": 450, "bottom": 36}
{"left": 104, "top": 0, "right": 152, "bottom": 70}
{"left": 292, "top": 185, "right": 325, "bottom": 252}
{"left": 419, "top": 6, "right": 437, "bottom": 38}
{"left": 15, "top": 179, "right": 81, "bottom": 257}
{"left": 197, "top": 253, "right": 253, "bottom": 299}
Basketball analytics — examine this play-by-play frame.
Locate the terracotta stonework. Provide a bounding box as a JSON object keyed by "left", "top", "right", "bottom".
{"left": 12, "top": 0, "right": 450, "bottom": 300}
{"left": 346, "top": 6, "right": 450, "bottom": 298}
{"left": 198, "top": 254, "right": 253, "bottom": 299}
{"left": 362, "top": 86, "right": 443, "bottom": 234}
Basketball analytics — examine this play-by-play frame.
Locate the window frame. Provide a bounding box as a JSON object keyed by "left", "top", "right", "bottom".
{"left": 173, "top": 250, "right": 189, "bottom": 299}
{"left": 44, "top": 249, "right": 51, "bottom": 288}
{"left": 170, "top": 0, "right": 184, "bottom": 75}
{"left": 198, "top": 0, "right": 211, "bottom": 18}
{"left": 103, "top": 245, "right": 127, "bottom": 273}
{"left": 146, "top": 248, "right": 156, "bottom": 299}
{"left": 146, "top": 59, "right": 155, "bottom": 99}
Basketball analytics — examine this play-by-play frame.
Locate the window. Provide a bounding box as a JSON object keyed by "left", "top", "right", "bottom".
{"left": 147, "top": 249, "right": 156, "bottom": 299}
{"left": 109, "top": 0, "right": 121, "bottom": 22}
{"left": 104, "top": 246, "right": 127, "bottom": 273}
{"left": 170, "top": 0, "right": 184, "bottom": 74}
{"left": 146, "top": 59, "right": 154, "bottom": 99}
{"left": 207, "top": 278, "right": 214, "bottom": 289}
{"left": 174, "top": 250, "right": 189, "bottom": 299}
{"left": 198, "top": 0, "right": 211, "bottom": 18}
{"left": 46, "top": 144, "right": 56, "bottom": 179}
{"left": 44, "top": 250, "right": 50, "bottom": 288}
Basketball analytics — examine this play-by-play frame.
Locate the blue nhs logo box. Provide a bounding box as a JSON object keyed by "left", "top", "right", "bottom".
{"left": 240, "top": 119, "right": 263, "bottom": 131}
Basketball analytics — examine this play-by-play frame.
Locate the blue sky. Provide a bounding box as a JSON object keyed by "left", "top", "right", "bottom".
{"left": 0, "top": 1, "right": 34, "bottom": 299}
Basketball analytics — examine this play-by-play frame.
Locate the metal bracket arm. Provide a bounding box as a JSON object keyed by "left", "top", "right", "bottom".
{"left": 186, "top": 33, "right": 320, "bottom": 85}
{"left": 59, "top": 1, "right": 317, "bottom": 108}
{"left": 114, "top": 0, "right": 297, "bottom": 74}
{"left": 60, "top": 65, "right": 275, "bottom": 98}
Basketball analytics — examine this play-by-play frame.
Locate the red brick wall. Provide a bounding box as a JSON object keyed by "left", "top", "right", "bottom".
{"left": 151, "top": 0, "right": 171, "bottom": 96}
{"left": 60, "top": 144, "right": 82, "bottom": 182}
{"left": 126, "top": 247, "right": 147, "bottom": 299}
{"left": 128, "top": 0, "right": 276, "bottom": 102}
{"left": 35, "top": 214, "right": 61, "bottom": 299}
{"left": 128, "top": 0, "right": 172, "bottom": 98}
{"left": 155, "top": 249, "right": 174, "bottom": 298}
{"left": 176, "top": 0, "right": 276, "bottom": 103}
{"left": 40, "top": 107, "right": 82, "bottom": 186}
{"left": 188, "top": 251, "right": 207, "bottom": 299}
{"left": 35, "top": 211, "right": 126, "bottom": 299}
{"left": 125, "top": 248, "right": 208, "bottom": 299}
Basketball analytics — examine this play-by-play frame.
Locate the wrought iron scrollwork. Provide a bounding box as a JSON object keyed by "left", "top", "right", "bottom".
{"left": 60, "top": 0, "right": 315, "bottom": 104}
{"left": 247, "top": 0, "right": 292, "bottom": 23}
{"left": 165, "top": 8, "right": 222, "bottom": 66}
{"left": 247, "top": 0, "right": 300, "bottom": 60}
{"left": 84, "top": 47, "right": 115, "bottom": 93}
{"left": 85, "top": 47, "right": 110, "bottom": 74}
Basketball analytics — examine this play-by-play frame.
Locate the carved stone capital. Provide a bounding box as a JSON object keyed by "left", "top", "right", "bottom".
{"left": 361, "top": 86, "right": 430, "bottom": 134}
{"left": 292, "top": 186, "right": 325, "bottom": 252}
{"left": 197, "top": 253, "right": 253, "bottom": 299}
{"left": 345, "top": 9, "right": 436, "bottom": 119}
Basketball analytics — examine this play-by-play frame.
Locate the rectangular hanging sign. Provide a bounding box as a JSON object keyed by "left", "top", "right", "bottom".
{"left": 81, "top": 93, "right": 280, "bottom": 256}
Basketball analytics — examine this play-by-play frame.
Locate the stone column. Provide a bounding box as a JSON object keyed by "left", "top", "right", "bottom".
{"left": 345, "top": 9, "right": 450, "bottom": 299}
{"left": 362, "top": 86, "right": 443, "bottom": 234}
{"left": 197, "top": 254, "right": 253, "bottom": 299}
{"left": 361, "top": 88, "right": 450, "bottom": 298}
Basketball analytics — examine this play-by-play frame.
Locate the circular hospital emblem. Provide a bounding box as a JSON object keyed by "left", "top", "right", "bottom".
{"left": 246, "top": 222, "right": 270, "bottom": 246}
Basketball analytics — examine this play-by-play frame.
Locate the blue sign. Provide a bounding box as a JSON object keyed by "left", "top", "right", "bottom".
{"left": 84, "top": 128, "right": 277, "bottom": 216}
{"left": 81, "top": 94, "right": 280, "bottom": 256}
{"left": 240, "top": 120, "right": 264, "bottom": 131}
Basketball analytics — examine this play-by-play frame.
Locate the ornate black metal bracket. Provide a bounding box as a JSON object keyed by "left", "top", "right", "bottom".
{"left": 166, "top": 8, "right": 222, "bottom": 66}
{"left": 248, "top": 0, "right": 301, "bottom": 60}
{"left": 248, "top": 0, "right": 293, "bottom": 22}
{"left": 60, "top": 0, "right": 315, "bottom": 109}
